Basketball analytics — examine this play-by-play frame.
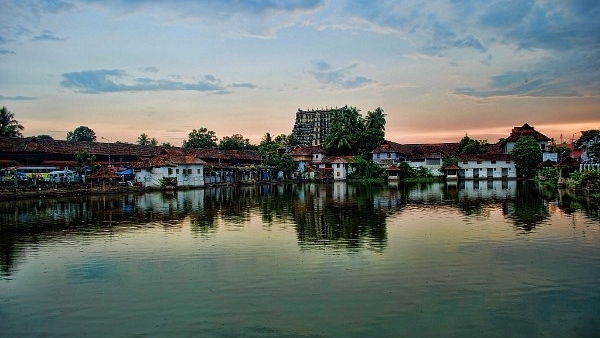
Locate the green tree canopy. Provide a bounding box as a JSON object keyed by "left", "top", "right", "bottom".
{"left": 324, "top": 106, "right": 386, "bottom": 157}
{"left": 66, "top": 126, "right": 96, "bottom": 142}
{"left": 456, "top": 135, "right": 488, "bottom": 155}
{"left": 182, "top": 127, "right": 217, "bottom": 148}
{"left": 74, "top": 150, "right": 96, "bottom": 167}
{"left": 137, "top": 133, "right": 157, "bottom": 146}
{"left": 218, "top": 133, "right": 255, "bottom": 150}
{"left": 324, "top": 106, "right": 364, "bottom": 155}
{"left": 0, "top": 106, "right": 24, "bottom": 137}
{"left": 258, "top": 133, "right": 296, "bottom": 176}
{"left": 511, "top": 136, "right": 542, "bottom": 179}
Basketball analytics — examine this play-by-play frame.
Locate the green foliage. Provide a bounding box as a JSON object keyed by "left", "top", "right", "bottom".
{"left": 258, "top": 133, "right": 295, "bottom": 176}
{"left": 511, "top": 136, "right": 542, "bottom": 179}
{"left": 74, "top": 150, "right": 96, "bottom": 167}
{"left": 0, "top": 106, "right": 24, "bottom": 137}
{"left": 182, "top": 127, "right": 217, "bottom": 148}
{"left": 66, "top": 126, "right": 96, "bottom": 142}
{"left": 218, "top": 133, "right": 255, "bottom": 150}
{"left": 538, "top": 167, "right": 559, "bottom": 184}
{"left": 442, "top": 157, "right": 458, "bottom": 169}
{"left": 571, "top": 170, "right": 600, "bottom": 191}
{"left": 393, "top": 162, "right": 414, "bottom": 178}
{"left": 392, "top": 162, "right": 433, "bottom": 179}
{"left": 324, "top": 106, "right": 386, "bottom": 157}
{"left": 137, "top": 133, "right": 157, "bottom": 146}
{"left": 36, "top": 134, "right": 53, "bottom": 140}
{"left": 159, "top": 177, "right": 177, "bottom": 188}
{"left": 349, "top": 155, "right": 384, "bottom": 179}
{"left": 456, "top": 135, "right": 487, "bottom": 155}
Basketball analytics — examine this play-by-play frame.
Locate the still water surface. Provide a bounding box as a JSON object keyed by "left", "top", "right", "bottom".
{"left": 1, "top": 182, "right": 599, "bottom": 337}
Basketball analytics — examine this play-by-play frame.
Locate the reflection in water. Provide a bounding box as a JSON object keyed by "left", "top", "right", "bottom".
{"left": 1, "top": 181, "right": 600, "bottom": 337}
{"left": 0, "top": 181, "right": 597, "bottom": 277}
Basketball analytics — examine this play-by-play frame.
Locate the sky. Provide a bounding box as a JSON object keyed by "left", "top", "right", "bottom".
{"left": 1, "top": 0, "right": 599, "bottom": 146}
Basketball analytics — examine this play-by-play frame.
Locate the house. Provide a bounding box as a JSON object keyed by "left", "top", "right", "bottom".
{"left": 133, "top": 149, "right": 206, "bottom": 187}
{"left": 457, "top": 153, "right": 516, "bottom": 179}
{"left": 371, "top": 140, "right": 457, "bottom": 176}
{"left": 319, "top": 156, "right": 355, "bottom": 180}
{"left": 289, "top": 146, "right": 327, "bottom": 180}
{"left": 502, "top": 123, "right": 551, "bottom": 153}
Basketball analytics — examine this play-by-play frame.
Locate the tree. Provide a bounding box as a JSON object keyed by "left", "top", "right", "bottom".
{"left": 74, "top": 150, "right": 96, "bottom": 167}
{"left": 258, "top": 132, "right": 295, "bottom": 176}
{"left": 182, "top": 127, "right": 217, "bottom": 148}
{"left": 66, "top": 126, "right": 96, "bottom": 142}
{"left": 137, "top": 133, "right": 157, "bottom": 146}
{"left": 324, "top": 106, "right": 386, "bottom": 157}
{"left": 324, "top": 106, "right": 364, "bottom": 155}
{"left": 365, "top": 107, "right": 386, "bottom": 131}
{"left": 511, "top": 136, "right": 542, "bottom": 179}
{"left": 0, "top": 106, "right": 24, "bottom": 137}
{"left": 350, "top": 155, "right": 384, "bottom": 179}
{"left": 36, "top": 135, "right": 54, "bottom": 140}
{"left": 456, "top": 135, "right": 487, "bottom": 155}
{"left": 357, "top": 107, "right": 386, "bottom": 157}
{"left": 218, "top": 134, "right": 254, "bottom": 150}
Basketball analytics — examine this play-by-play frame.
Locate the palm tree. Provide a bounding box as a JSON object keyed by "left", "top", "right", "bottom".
{"left": 365, "top": 107, "right": 386, "bottom": 131}
{"left": 0, "top": 106, "right": 24, "bottom": 137}
{"left": 137, "top": 133, "right": 157, "bottom": 146}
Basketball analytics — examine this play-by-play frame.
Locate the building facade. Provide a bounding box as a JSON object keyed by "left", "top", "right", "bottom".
{"left": 292, "top": 107, "right": 342, "bottom": 146}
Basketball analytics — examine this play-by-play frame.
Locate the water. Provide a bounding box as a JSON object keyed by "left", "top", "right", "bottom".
{"left": 1, "top": 182, "right": 599, "bottom": 337}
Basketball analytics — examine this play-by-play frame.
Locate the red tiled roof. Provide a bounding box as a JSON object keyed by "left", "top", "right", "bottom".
{"left": 372, "top": 140, "right": 459, "bottom": 159}
{"left": 505, "top": 123, "right": 551, "bottom": 142}
{"left": 289, "top": 146, "right": 326, "bottom": 156}
{"left": 87, "top": 167, "right": 119, "bottom": 179}
{"left": 458, "top": 153, "right": 512, "bottom": 161}
{"left": 321, "top": 155, "right": 354, "bottom": 164}
{"left": 555, "top": 157, "right": 579, "bottom": 168}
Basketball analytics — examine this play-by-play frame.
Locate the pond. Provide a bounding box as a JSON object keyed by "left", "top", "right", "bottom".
{"left": 1, "top": 182, "right": 599, "bottom": 337}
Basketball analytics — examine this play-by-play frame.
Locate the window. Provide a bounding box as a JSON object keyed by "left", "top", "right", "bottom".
{"left": 463, "top": 161, "right": 468, "bottom": 164}
{"left": 187, "top": 169, "right": 192, "bottom": 174}
{"left": 168, "top": 168, "right": 173, "bottom": 175}
{"left": 506, "top": 160, "right": 511, "bottom": 164}
{"left": 337, "top": 163, "right": 340, "bottom": 168}
{"left": 491, "top": 160, "right": 496, "bottom": 164}
{"left": 197, "top": 169, "right": 201, "bottom": 174}
{"left": 426, "top": 158, "right": 441, "bottom": 165}
{"left": 176, "top": 169, "right": 180, "bottom": 174}
{"left": 477, "top": 160, "right": 482, "bottom": 164}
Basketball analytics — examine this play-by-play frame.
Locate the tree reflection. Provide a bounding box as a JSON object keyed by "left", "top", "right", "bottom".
{"left": 291, "top": 183, "right": 388, "bottom": 252}
{"left": 4, "top": 181, "right": 597, "bottom": 276}
{"left": 504, "top": 181, "right": 549, "bottom": 231}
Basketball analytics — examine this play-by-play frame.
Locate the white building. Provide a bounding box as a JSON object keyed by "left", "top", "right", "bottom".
{"left": 457, "top": 153, "right": 517, "bottom": 179}
{"left": 134, "top": 150, "right": 206, "bottom": 187}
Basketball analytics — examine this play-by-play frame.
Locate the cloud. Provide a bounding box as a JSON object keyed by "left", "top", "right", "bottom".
{"left": 0, "top": 50, "right": 16, "bottom": 55}
{"left": 230, "top": 83, "right": 257, "bottom": 89}
{"left": 60, "top": 69, "right": 229, "bottom": 94}
{"left": 309, "top": 60, "right": 374, "bottom": 90}
{"left": 0, "top": 95, "right": 37, "bottom": 101}
{"left": 32, "top": 30, "right": 66, "bottom": 41}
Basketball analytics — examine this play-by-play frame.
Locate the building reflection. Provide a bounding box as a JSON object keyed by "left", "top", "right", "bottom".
{"left": 1, "top": 181, "right": 597, "bottom": 277}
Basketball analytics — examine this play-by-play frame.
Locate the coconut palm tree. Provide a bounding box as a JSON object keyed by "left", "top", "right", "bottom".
{"left": 0, "top": 106, "right": 24, "bottom": 137}
{"left": 365, "top": 107, "right": 386, "bottom": 131}
{"left": 137, "top": 133, "right": 157, "bottom": 145}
